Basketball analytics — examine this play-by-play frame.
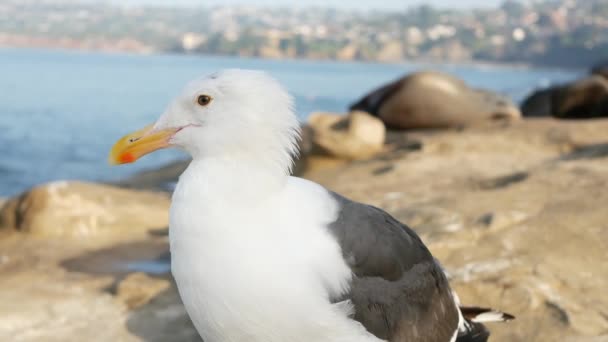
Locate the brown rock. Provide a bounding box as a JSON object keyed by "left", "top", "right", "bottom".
{"left": 350, "top": 71, "right": 521, "bottom": 129}
{"left": 308, "top": 111, "right": 386, "bottom": 159}
{"left": 126, "top": 286, "right": 201, "bottom": 342}
{"left": 0, "top": 181, "right": 169, "bottom": 239}
{"left": 116, "top": 272, "right": 171, "bottom": 310}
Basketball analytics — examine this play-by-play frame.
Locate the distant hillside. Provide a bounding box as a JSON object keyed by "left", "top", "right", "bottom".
{"left": 1, "top": 0, "right": 607, "bottom": 67}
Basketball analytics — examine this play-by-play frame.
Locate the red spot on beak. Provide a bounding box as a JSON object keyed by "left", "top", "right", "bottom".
{"left": 119, "top": 152, "right": 136, "bottom": 164}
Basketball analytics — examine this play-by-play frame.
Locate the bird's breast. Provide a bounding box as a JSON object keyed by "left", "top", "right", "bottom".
{"left": 167, "top": 177, "right": 357, "bottom": 341}
{"left": 169, "top": 219, "right": 348, "bottom": 342}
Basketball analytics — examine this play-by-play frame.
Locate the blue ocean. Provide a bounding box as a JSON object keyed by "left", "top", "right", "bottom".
{"left": 0, "top": 48, "right": 582, "bottom": 196}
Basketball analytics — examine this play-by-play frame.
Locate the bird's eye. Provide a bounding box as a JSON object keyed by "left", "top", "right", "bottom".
{"left": 197, "top": 95, "right": 212, "bottom": 106}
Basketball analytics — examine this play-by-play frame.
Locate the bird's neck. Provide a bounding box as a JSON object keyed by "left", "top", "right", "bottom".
{"left": 177, "top": 156, "right": 289, "bottom": 204}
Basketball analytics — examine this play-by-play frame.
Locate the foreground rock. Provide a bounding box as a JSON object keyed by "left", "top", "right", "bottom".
{"left": 1, "top": 119, "right": 607, "bottom": 341}
{"left": 521, "top": 76, "right": 608, "bottom": 118}
{"left": 307, "top": 110, "right": 386, "bottom": 159}
{"left": 0, "top": 181, "right": 169, "bottom": 240}
{"left": 349, "top": 71, "right": 521, "bottom": 129}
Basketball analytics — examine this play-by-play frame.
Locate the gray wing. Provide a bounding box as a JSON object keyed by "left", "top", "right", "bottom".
{"left": 327, "top": 191, "right": 460, "bottom": 342}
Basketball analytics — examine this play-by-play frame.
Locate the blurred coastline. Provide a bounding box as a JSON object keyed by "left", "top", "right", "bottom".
{"left": 2, "top": 0, "right": 608, "bottom": 68}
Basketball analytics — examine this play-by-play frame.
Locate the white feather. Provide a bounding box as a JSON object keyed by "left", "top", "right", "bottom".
{"left": 470, "top": 311, "right": 512, "bottom": 323}
{"left": 160, "top": 70, "right": 384, "bottom": 342}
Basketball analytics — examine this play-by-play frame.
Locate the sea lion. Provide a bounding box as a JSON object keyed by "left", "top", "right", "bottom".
{"left": 521, "top": 76, "right": 608, "bottom": 119}
{"left": 591, "top": 60, "right": 608, "bottom": 79}
{"left": 349, "top": 71, "right": 521, "bottom": 129}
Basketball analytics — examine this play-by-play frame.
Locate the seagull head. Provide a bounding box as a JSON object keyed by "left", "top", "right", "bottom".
{"left": 109, "top": 69, "right": 300, "bottom": 174}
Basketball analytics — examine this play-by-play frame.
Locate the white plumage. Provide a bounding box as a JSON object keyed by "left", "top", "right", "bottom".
{"left": 157, "top": 70, "right": 382, "bottom": 341}
{"left": 171, "top": 169, "right": 382, "bottom": 342}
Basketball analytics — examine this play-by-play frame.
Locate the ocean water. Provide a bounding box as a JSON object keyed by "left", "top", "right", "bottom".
{"left": 0, "top": 48, "right": 582, "bottom": 196}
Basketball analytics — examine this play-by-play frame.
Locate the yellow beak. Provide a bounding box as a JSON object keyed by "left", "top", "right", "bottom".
{"left": 108, "top": 124, "right": 179, "bottom": 165}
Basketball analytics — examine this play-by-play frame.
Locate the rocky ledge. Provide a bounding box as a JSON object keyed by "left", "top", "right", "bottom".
{"left": 1, "top": 118, "right": 607, "bottom": 341}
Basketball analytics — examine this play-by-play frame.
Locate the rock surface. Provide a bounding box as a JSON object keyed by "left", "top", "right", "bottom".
{"left": 349, "top": 71, "right": 521, "bottom": 129}
{"left": 1, "top": 119, "right": 608, "bottom": 341}
{"left": 0, "top": 181, "right": 170, "bottom": 240}
{"left": 308, "top": 110, "right": 386, "bottom": 159}
{"left": 116, "top": 272, "right": 172, "bottom": 310}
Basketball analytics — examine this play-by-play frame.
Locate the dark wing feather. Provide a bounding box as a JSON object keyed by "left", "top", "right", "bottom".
{"left": 456, "top": 322, "right": 490, "bottom": 342}
{"left": 457, "top": 306, "right": 515, "bottom": 342}
{"left": 327, "top": 192, "right": 460, "bottom": 342}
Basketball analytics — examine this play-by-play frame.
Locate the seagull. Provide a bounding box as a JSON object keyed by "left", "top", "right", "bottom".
{"left": 109, "top": 69, "right": 513, "bottom": 342}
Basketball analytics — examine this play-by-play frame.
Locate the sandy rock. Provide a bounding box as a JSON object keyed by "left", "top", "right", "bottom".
{"left": 116, "top": 272, "right": 171, "bottom": 310}
{"left": 126, "top": 286, "right": 201, "bottom": 342}
{"left": 0, "top": 239, "right": 137, "bottom": 342}
{"left": 349, "top": 71, "right": 521, "bottom": 129}
{"left": 308, "top": 110, "right": 386, "bottom": 159}
{"left": 0, "top": 181, "right": 169, "bottom": 239}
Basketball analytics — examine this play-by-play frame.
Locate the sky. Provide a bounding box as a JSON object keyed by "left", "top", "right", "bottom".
{"left": 104, "top": 0, "right": 505, "bottom": 10}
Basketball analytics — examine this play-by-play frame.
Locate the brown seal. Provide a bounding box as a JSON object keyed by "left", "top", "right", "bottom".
{"left": 350, "top": 71, "right": 521, "bottom": 129}
{"left": 521, "top": 75, "right": 608, "bottom": 119}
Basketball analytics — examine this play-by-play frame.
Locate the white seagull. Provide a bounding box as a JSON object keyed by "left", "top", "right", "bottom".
{"left": 109, "top": 69, "right": 513, "bottom": 342}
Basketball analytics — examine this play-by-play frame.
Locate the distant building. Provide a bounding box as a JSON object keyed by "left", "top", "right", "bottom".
{"left": 181, "top": 33, "right": 206, "bottom": 51}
